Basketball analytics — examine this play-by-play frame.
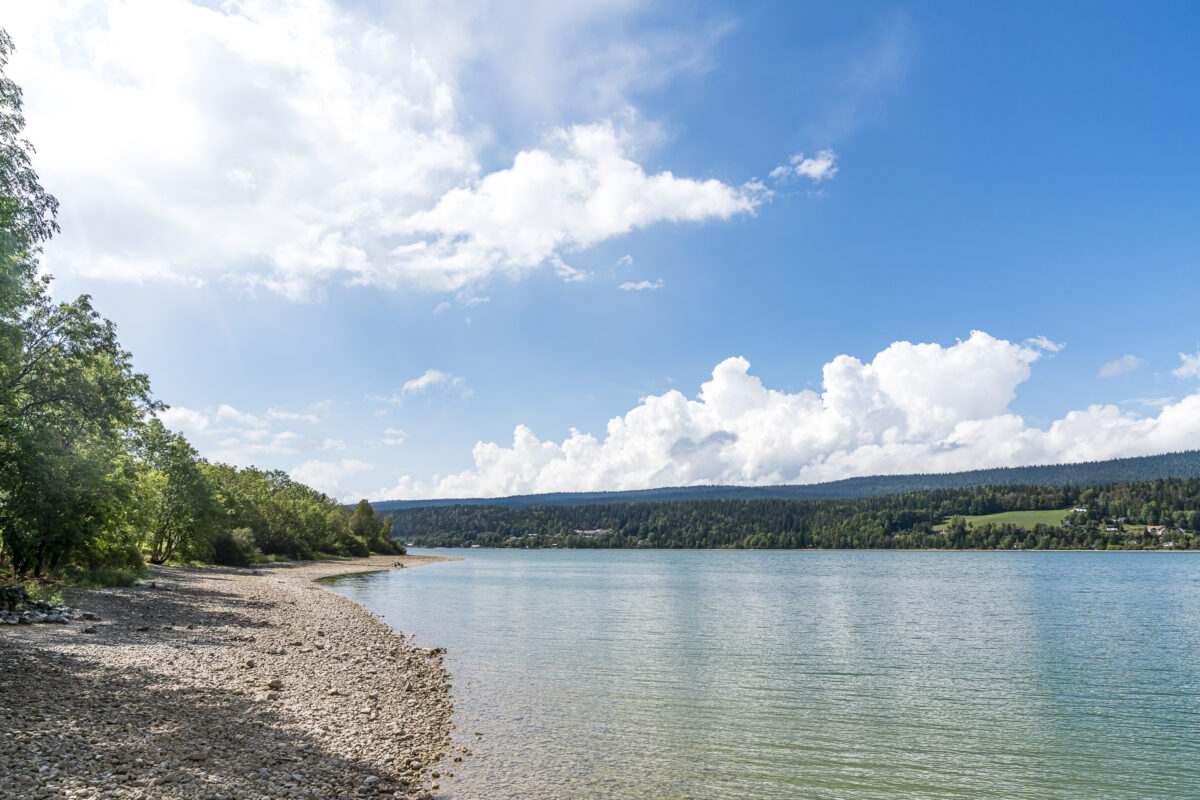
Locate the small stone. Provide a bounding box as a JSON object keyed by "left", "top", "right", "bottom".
{"left": 267, "top": 679, "right": 283, "bottom": 690}
{"left": 187, "top": 752, "right": 207, "bottom": 762}
{"left": 82, "top": 626, "right": 98, "bottom": 634}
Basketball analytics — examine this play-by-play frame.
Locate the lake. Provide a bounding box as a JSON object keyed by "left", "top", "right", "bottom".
{"left": 325, "top": 549, "right": 1200, "bottom": 799}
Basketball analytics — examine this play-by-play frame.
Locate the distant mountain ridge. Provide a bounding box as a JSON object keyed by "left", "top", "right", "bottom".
{"left": 372, "top": 450, "right": 1200, "bottom": 511}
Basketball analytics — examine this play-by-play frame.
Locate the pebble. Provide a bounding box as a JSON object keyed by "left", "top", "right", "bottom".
{"left": 0, "top": 556, "right": 458, "bottom": 799}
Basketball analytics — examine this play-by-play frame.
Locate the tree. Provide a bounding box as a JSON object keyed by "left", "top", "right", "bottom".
{"left": 137, "top": 419, "right": 223, "bottom": 564}
{"left": 349, "top": 498, "right": 403, "bottom": 555}
{"left": 0, "top": 28, "right": 156, "bottom": 575}
{"left": 0, "top": 289, "right": 156, "bottom": 574}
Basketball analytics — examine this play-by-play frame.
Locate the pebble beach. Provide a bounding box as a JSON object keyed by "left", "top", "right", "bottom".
{"left": 0, "top": 556, "right": 461, "bottom": 799}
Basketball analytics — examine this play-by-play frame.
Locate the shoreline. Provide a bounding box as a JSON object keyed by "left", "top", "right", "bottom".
{"left": 0, "top": 554, "right": 461, "bottom": 799}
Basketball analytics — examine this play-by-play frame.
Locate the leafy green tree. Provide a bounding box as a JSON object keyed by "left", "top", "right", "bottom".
{"left": 136, "top": 419, "right": 223, "bottom": 564}
{"left": 0, "top": 28, "right": 58, "bottom": 373}
{"left": 0, "top": 284, "right": 155, "bottom": 574}
{"left": 0, "top": 29, "right": 155, "bottom": 575}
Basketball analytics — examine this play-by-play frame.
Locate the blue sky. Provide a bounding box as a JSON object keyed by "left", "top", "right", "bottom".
{"left": 9, "top": 1, "right": 1200, "bottom": 499}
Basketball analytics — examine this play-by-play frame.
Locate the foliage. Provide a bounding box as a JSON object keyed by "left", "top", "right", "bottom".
{"left": 211, "top": 527, "right": 262, "bottom": 567}
{"left": 0, "top": 29, "right": 390, "bottom": 578}
{"left": 69, "top": 566, "right": 145, "bottom": 588}
{"left": 373, "top": 450, "right": 1200, "bottom": 512}
{"left": 349, "top": 499, "right": 403, "bottom": 556}
{"left": 0, "top": 30, "right": 158, "bottom": 576}
{"left": 136, "top": 419, "right": 223, "bottom": 564}
{"left": 393, "top": 478, "right": 1200, "bottom": 551}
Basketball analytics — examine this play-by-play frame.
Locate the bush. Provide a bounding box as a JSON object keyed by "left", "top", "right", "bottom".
{"left": 340, "top": 534, "right": 371, "bottom": 558}
{"left": 211, "top": 528, "right": 263, "bottom": 567}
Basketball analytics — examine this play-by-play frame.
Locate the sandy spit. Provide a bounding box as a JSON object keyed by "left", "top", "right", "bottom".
{"left": 0, "top": 555, "right": 464, "bottom": 799}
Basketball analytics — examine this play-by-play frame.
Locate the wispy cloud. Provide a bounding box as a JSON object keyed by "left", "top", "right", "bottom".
{"left": 1098, "top": 354, "right": 1143, "bottom": 378}
{"left": 396, "top": 369, "right": 469, "bottom": 401}
{"left": 770, "top": 149, "right": 838, "bottom": 182}
{"left": 267, "top": 408, "right": 321, "bottom": 424}
{"left": 1025, "top": 335, "right": 1065, "bottom": 353}
{"left": 1175, "top": 350, "right": 1200, "bottom": 380}
{"left": 290, "top": 459, "right": 374, "bottom": 503}
{"left": 619, "top": 279, "right": 664, "bottom": 291}
{"left": 379, "top": 428, "right": 406, "bottom": 447}
{"left": 216, "top": 404, "right": 265, "bottom": 427}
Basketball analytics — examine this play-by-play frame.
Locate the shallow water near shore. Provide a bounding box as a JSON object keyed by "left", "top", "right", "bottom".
{"left": 326, "top": 549, "right": 1200, "bottom": 799}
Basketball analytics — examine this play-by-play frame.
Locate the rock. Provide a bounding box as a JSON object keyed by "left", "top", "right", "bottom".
{"left": 186, "top": 752, "right": 207, "bottom": 762}
{"left": 82, "top": 626, "right": 98, "bottom": 634}
{"left": 1, "top": 584, "right": 28, "bottom": 611}
{"left": 267, "top": 679, "right": 283, "bottom": 690}
{"left": 135, "top": 625, "right": 149, "bottom": 632}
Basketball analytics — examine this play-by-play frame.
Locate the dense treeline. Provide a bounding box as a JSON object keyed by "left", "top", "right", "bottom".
{"left": 392, "top": 479, "right": 1200, "bottom": 550}
{"left": 373, "top": 450, "right": 1200, "bottom": 511}
{"left": 0, "top": 32, "right": 399, "bottom": 579}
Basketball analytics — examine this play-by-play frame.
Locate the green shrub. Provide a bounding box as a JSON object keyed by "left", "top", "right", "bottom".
{"left": 26, "top": 584, "right": 64, "bottom": 607}
{"left": 211, "top": 528, "right": 263, "bottom": 567}
{"left": 341, "top": 534, "right": 371, "bottom": 558}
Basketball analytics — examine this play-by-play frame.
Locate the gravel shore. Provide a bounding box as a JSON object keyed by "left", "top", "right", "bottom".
{"left": 0, "top": 556, "right": 462, "bottom": 799}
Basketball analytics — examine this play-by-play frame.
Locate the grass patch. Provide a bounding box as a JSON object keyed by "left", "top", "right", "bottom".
{"left": 25, "top": 583, "right": 64, "bottom": 606}
{"left": 936, "top": 509, "right": 1071, "bottom": 530}
{"left": 69, "top": 566, "right": 146, "bottom": 588}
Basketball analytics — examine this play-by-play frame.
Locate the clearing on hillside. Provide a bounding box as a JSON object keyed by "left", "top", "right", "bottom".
{"left": 935, "top": 509, "right": 1072, "bottom": 530}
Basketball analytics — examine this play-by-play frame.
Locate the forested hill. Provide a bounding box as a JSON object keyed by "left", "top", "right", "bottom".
{"left": 391, "top": 478, "right": 1200, "bottom": 551}
{"left": 374, "top": 450, "right": 1200, "bottom": 511}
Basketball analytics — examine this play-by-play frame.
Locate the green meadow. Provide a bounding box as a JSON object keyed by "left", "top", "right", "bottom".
{"left": 936, "top": 509, "right": 1073, "bottom": 530}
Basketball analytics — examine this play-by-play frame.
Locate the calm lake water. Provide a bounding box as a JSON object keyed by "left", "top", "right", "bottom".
{"left": 325, "top": 550, "right": 1200, "bottom": 799}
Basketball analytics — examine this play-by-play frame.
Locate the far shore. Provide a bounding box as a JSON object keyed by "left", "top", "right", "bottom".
{"left": 0, "top": 554, "right": 463, "bottom": 800}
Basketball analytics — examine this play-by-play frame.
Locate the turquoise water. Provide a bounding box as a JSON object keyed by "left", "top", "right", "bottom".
{"left": 326, "top": 550, "right": 1200, "bottom": 799}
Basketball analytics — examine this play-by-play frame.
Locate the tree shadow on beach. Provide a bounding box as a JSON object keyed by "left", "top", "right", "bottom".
{"left": 0, "top": 640, "right": 436, "bottom": 800}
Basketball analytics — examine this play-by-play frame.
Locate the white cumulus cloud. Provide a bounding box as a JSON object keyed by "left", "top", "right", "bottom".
{"left": 370, "top": 331, "right": 1200, "bottom": 500}
{"left": 7, "top": 1, "right": 769, "bottom": 300}
{"left": 393, "top": 121, "right": 766, "bottom": 289}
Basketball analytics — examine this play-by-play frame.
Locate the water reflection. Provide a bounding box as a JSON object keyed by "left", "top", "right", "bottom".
{"left": 327, "top": 550, "right": 1200, "bottom": 800}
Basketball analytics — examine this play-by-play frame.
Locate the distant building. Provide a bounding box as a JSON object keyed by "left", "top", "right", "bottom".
{"left": 1072, "top": 506, "right": 1089, "bottom": 513}
{"left": 1147, "top": 525, "right": 1167, "bottom": 536}
{"left": 573, "top": 528, "right": 614, "bottom": 538}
